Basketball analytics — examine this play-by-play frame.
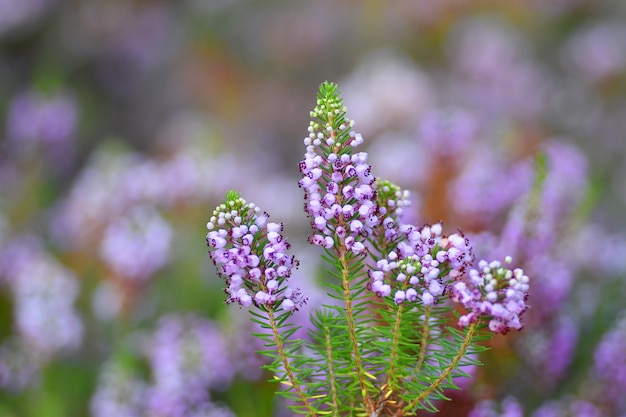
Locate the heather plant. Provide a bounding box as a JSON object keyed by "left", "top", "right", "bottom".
{"left": 3, "top": 2, "right": 626, "bottom": 416}
{"left": 205, "top": 82, "right": 530, "bottom": 416}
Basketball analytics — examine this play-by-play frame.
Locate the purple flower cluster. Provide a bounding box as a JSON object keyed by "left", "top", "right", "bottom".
{"left": 450, "top": 257, "right": 529, "bottom": 334}
{"left": 206, "top": 192, "right": 304, "bottom": 312}
{"left": 367, "top": 224, "right": 474, "bottom": 306}
{"left": 298, "top": 87, "right": 379, "bottom": 255}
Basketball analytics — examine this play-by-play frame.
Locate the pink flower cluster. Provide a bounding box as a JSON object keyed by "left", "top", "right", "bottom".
{"left": 206, "top": 193, "right": 305, "bottom": 313}
{"left": 450, "top": 258, "right": 529, "bottom": 334}
{"left": 368, "top": 223, "right": 474, "bottom": 306}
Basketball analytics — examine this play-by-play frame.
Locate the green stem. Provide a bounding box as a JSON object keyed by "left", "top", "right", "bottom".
{"left": 385, "top": 303, "right": 404, "bottom": 391}
{"left": 338, "top": 249, "right": 374, "bottom": 413}
{"left": 267, "top": 308, "right": 317, "bottom": 417}
{"left": 414, "top": 307, "right": 432, "bottom": 375}
{"left": 323, "top": 324, "right": 340, "bottom": 417}
{"left": 390, "top": 307, "right": 432, "bottom": 417}
{"left": 403, "top": 322, "right": 478, "bottom": 413}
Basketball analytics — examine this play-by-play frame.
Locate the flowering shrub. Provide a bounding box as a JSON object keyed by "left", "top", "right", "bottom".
{"left": 2, "top": 3, "right": 626, "bottom": 416}
{"left": 205, "top": 82, "right": 530, "bottom": 416}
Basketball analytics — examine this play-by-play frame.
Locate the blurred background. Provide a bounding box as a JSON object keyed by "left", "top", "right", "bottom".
{"left": 1, "top": 0, "right": 626, "bottom": 416}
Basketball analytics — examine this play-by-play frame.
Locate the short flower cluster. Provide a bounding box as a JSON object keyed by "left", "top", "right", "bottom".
{"left": 299, "top": 83, "right": 379, "bottom": 255}
{"left": 450, "top": 257, "right": 529, "bottom": 334}
{"left": 368, "top": 223, "right": 474, "bottom": 305}
{"left": 373, "top": 179, "right": 412, "bottom": 242}
{"left": 206, "top": 192, "right": 304, "bottom": 312}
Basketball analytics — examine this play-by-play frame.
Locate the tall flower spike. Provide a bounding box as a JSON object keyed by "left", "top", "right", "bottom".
{"left": 206, "top": 191, "right": 304, "bottom": 312}
{"left": 299, "top": 82, "right": 379, "bottom": 255}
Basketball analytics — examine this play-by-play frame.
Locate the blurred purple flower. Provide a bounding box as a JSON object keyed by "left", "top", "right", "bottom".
{"left": 449, "top": 21, "right": 550, "bottom": 122}
{"left": 526, "top": 257, "right": 573, "bottom": 318}
{"left": 113, "top": 6, "right": 176, "bottom": 72}
{"left": 468, "top": 139, "right": 587, "bottom": 319}
{"left": 99, "top": 205, "right": 172, "bottom": 282}
{"left": 90, "top": 3, "right": 180, "bottom": 95}
{"left": 562, "top": 21, "right": 626, "bottom": 82}
{"left": 179, "top": 403, "right": 235, "bottom": 417}
{"left": 341, "top": 50, "right": 434, "bottom": 136}
{"left": 543, "top": 316, "right": 578, "bottom": 381}
{"left": 419, "top": 107, "right": 478, "bottom": 159}
{"left": 51, "top": 147, "right": 179, "bottom": 249}
{"left": 571, "top": 225, "right": 626, "bottom": 276}
{"left": 51, "top": 148, "right": 133, "bottom": 249}
{"left": 6, "top": 90, "right": 78, "bottom": 150}
{"left": 146, "top": 314, "right": 235, "bottom": 416}
{"left": 469, "top": 397, "right": 524, "bottom": 417}
{"left": 51, "top": 141, "right": 240, "bottom": 250}
{"left": 531, "top": 398, "right": 603, "bottom": 417}
{"left": 529, "top": 141, "right": 587, "bottom": 257}
{"left": 448, "top": 144, "right": 533, "bottom": 224}
{"left": 0, "top": 236, "right": 83, "bottom": 357}
{"left": 91, "top": 361, "right": 148, "bottom": 417}
{"left": 512, "top": 141, "right": 587, "bottom": 317}
{"left": 520, "top": 315, "right": 578, "bottom": 386}
{"left": 593, "top": 312, "right": 626, "bottom": 410}
{"left": 0, "top": 0, "right": 52, "bottom": 36}
{"left": 366, "top": 133, "right": 427, "bottom": 195}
